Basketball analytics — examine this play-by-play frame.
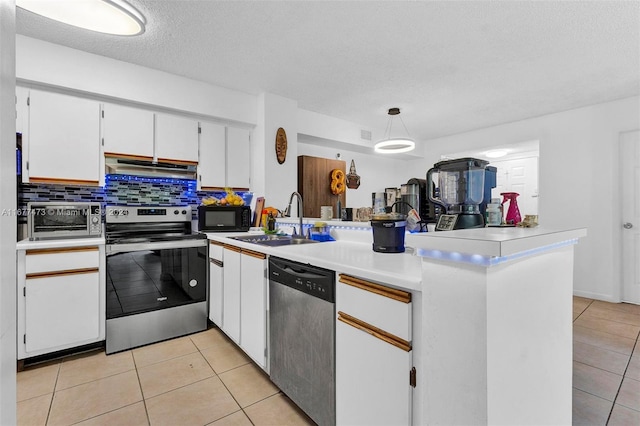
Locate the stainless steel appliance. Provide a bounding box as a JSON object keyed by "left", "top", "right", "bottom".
{"left": 197, "top": 205, "right": 251, "bottom": 232}
{"left": 28, "top": 202, "right": 102, "bottom": 240}
{"left": 105, "top": 205, "right": 207, "bottom": 354}
{"left": 269, "top": 257, "right": 335, "bottom": 426}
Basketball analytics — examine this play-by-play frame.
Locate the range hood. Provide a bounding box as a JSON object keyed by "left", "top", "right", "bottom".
{"left": 105, "top": 157, "right": 197, "bottom": 180}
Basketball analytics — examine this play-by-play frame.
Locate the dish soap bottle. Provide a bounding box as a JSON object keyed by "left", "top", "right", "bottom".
{"left": 267, "top": 212, "right": 276, "bottom": 232}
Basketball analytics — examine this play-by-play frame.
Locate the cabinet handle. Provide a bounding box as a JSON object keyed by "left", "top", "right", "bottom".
{"left": 209, "top": 240, "right": 225, "bottom": 247}
{"left": 104, "top": 152, "right": 154, "bottom": 162}
{"left": 224, "top": 245, "right": 242, "bottom": 253}
{"left": 29, "top": 177, "right": 99, "bottom": 186}
{"left": 26, "top": 246, "right": 99, "bottom": 255}
{"left": 241, "top": 249, "right": 266, "bottom": 260}
{"left": 339, "top": 274, "right": 411, "bottom": 303}
{"left": 156, "top": 157, "right": 198, "bottom": 166}
{"left": 210, "top": 259, "right": 223, "bottom": 267}
{"left": 337, "top": 311, "right": 411, "bottom": 352}
{"left": 26, "top": 267, "right": 99, "bottom": 279}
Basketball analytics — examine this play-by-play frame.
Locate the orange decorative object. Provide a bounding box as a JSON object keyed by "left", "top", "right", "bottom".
{"left": 330, "top": 169, "right": 346, "bottom": 195}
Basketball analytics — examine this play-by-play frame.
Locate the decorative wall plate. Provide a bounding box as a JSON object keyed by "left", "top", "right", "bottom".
{"left": 275, "top": 127, "right": 287, "bottom": 164}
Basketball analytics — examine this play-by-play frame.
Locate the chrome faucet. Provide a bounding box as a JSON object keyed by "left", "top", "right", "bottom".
{"left": 285, "top": 192, "right": 305, "bottom": 239}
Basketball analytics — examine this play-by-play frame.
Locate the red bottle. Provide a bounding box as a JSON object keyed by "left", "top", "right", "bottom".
{"left": 501, "top": 192, "right": 521, "bottom": 225}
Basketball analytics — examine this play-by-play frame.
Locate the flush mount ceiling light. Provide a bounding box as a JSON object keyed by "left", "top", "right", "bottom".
{"left": 16, "top": 0, "right": 146, "bottom": 36}
{"left": 374, "top": 108, "right": 416, "bottom": 154}
{"left": 485, "top": 149, "right": 508, "bottom": 158}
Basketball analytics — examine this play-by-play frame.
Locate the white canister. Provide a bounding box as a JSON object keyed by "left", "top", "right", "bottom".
{"left": 486, "top": 203, "right": 502, "bottom": 226}
{"left": 320, "top": 206, "right": 333, "bottom": 220}
{"left": 372, "top": 192, "right": 386, "bottom": 214}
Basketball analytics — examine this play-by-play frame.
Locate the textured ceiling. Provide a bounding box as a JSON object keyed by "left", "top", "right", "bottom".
{"left": 16, "top": 1, "right": 640, "bottom": 143}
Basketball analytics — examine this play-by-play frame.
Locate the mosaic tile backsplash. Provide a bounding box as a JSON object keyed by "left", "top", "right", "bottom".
{"left": 18, "top": 174, "right": 252, "bottom": 220}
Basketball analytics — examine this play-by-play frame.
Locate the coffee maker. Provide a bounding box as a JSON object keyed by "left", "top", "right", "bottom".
{"left": 427, "top": 157, "right": 489, "bottom": 230}
{"left": 398, "top": 178, "right": 438, "bottom": 228}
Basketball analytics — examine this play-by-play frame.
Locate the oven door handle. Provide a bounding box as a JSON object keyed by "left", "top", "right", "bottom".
{"left": 106, "top": 239, "right": 207, "bottom": 254}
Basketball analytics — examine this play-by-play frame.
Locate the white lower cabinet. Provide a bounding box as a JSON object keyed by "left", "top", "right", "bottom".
{"left": 17, "top": 245, "right": 105, "bottom": 360}
{"left": 208, "top": 241, "right": 224, "bottom": 327}
{"left": 222, "top": 246, "right": 241, "bottom": 343}
{"left": 239, "top": 250, "right": 267, "bottom": 370}
{"left": 336, "top": 274, "right": 413, "bottom": 426}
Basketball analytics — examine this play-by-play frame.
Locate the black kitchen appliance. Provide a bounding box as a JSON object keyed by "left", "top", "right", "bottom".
{"left": 105, "top": 205, "right": 207, "bottom": 354}
{"left": 427, "top": 158, "right": 489, "bottom": 230}
{"left": 197, "top": 205, "right": 251, "bottom": 232}
{"left": 371, "top": 212, "right": 407, "bottom": 253}
{"left": 398, "top": 178, "right": 439, "bottom": 229}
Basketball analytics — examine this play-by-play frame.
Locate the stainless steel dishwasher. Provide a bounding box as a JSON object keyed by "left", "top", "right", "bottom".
{"left": 269, "top": 256, "right": 335, "bottom": 426}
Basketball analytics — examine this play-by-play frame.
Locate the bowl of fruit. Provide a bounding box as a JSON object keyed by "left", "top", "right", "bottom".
{"left": 201, "top": 188, "right": 249, "bottom": 207}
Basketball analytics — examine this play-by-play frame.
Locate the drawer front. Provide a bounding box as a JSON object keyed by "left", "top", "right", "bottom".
{"left": 26, "top": 247, "right": 100, "bottom": 275}
{"left": 209, "top": 241, "right": 224, "bottom": 260}
{"left": 337, "top": 274, "right": 411, "bottom": 341}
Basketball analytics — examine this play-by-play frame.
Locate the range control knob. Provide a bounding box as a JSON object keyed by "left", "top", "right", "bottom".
{"left": 174, "top": 210, "right": 180, "bottom": 215}
{"left": 182, "top": 210, "right": 187, "bottom": 215}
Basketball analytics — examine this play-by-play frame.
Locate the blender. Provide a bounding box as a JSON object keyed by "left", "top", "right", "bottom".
{"left": 427, "top": 157, "right": 489, "bottom": 230}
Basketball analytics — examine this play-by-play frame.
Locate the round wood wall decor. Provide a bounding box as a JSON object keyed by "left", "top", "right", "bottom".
{"left": 275, "top": 127, "right": 287, "bottom": 164}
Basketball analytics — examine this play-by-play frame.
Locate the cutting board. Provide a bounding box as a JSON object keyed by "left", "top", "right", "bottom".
{"left": 298, "top": 155, "right": 346, "bottom": 218}
{"left": 253, "top": 197, "right": 265, "bottom": 227}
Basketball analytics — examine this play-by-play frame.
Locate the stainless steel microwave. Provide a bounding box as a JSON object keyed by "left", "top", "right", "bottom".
{"left": 197, "top": 205, "right": 251, "bottom": 232}
{"left": 28, "top": 202, "right": 102, "bottom": 240}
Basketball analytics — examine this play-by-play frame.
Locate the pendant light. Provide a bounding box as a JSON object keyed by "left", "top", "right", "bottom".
{"left": 374, "top": 107, "right": 415, "bottom": 154}
{"left": 16, "top": 0, "right": 146, "bottom": 36}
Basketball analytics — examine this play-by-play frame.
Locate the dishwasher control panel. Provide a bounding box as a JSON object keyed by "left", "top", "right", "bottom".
{"left": 268, "top": 256, "right": 335, "bottom": 303}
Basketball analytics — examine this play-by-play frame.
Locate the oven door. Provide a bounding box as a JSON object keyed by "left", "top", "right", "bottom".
{"left": 106, "top": 239, "right": 207, "bottom": 319}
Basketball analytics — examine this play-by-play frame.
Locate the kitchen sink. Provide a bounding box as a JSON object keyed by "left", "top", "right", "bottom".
{"left": 229, "top": 234, "right": 320, "bottom": 246}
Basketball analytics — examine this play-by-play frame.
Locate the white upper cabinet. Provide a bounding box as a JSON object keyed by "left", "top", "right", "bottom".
{"left": 198, "top": 122, "right": 226, "bottom": 189}
{"left": 16, "top": 86, "right": 29, "bottom": 135}
{"left": 226, "top": 127, "right": 251, "bottom": 189}
{"left": 27, "top": 89, "right": 100, "bottom": 185}
{"left": 102, "top": 103, "right": 154, "bottom": 159}
{"left": 155, "top": 113, "right": 199, "bottom": 163}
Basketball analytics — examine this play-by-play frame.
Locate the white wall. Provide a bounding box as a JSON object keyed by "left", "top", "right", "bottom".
{"left": 417, "top": 97, "right": 640, "bottom": 301}
{"left": 0, "top": 0, "right": 17, "bottom": 423}
{"left": 16, "top": 35, "right": 257, "bottom": 126}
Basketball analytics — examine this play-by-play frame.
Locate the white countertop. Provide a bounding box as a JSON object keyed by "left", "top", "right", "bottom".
{"left": 405, "top": 226, "right": 587, "bottom": 258}
{"left": 17, "top": 237, "right": 106, "bottom": 250}
{"left": 206, "top": 232, "right": 422, "bottom": 292}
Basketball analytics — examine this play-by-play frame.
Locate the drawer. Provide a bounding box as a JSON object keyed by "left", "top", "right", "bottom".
{"left": 26, "top": 247, "right": 100, "bottom": 275}
{"left": 337, "top": 274, "right": 411, "bottom": 341}
{"left": 209, "top": 240, "right": 224, "bottom": 260}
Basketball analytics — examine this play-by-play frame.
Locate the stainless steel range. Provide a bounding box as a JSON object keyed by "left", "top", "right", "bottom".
{"left": 105, "top": 205, "right": 207, "bottom": 354}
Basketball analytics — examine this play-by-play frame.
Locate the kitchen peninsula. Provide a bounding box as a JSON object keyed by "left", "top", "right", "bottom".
{"left": 208, "top": 223, "right": 586, "bottom": 425}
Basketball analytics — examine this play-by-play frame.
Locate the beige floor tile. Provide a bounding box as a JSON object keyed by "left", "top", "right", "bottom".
{"left": 56, "top": 350, "right": 135, "bottom": 391}
{"left": 583, "top": 304, "right": 640, "bottom": 327}
{"left": 17, "top": 393, "right": 52, "bottom": 426}
{"left": 208, "top": 410, "right": 252, "bottom": 426}
{"left": 17, "top": 362, "right": 60, "bottom": 402}
{"left": 146, "top": 376, "right": 239, "bottom": 426}
{"left": 219, "top": 363, "right": 279, "bottom": 408}
{"left": 572, "top": 361, "right": 623, "bottom": 401}
{"left": 626, "top": 353, "right": 640, "bottom": 381}
{"left": 47, "top": 370, "right": 142, "bottom": 425}
{"left": 138, "top": 351, "right": 215, "bottom": 399}
{"left": 573, "top": 325, "right": 636, "bottom": 355}
{"left": 615, "top": 377, "right": 640, "bottom": 411}
{"left": 244, "top": 393, "right": 315, "bottom": 426}
{"left": 572, "top": 341, "right": 630, "bottom": 375}
{"left": 132, "top": 336, "right": 198, "bottom": 368}
{"left": 190, "top": 327, "right": 230, "bottom": 351}
{"left": 591, "top": 300, "right": 640, "bottom": 316}
{"left": 201, "top": 340, "right": 251, "bottom": 374}
{"left": 75, "top": 402, "right": 149, "bottom": 426}
{"left": 572, "top": 388, "right": 612, "bottom": 426}
{"left": 607, "top": 403, "right": 640, "bottom": 426}
{"left": 574, "top": 312, "right": 640, "bottom": 340}
{"left": 573, "top": 296, "right": 592, "bottom": 313}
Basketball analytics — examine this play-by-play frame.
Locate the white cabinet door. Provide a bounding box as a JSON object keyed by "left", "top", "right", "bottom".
{"left": 102, "top": 103, "right": 154, "bottom": 158}
{"left": 226, "top": 127, "right": 251, "bottom": 189}
{"left": 155, "top": 113, "right": 199, "bottom": 163}
{"left": 222, "top": 247, "right": 241, "bottom": 343}
{"left": 25, "top": 271, "right": 100, "bottom": 353}
{"left": 336, "top": 318, "right": 413, "bottom": 426}
{"left": 28, "top": 89, "right": 100, "bottom": 184}
{"left": 209, "top": 243, "right": 224, "bottom": 327}
{"left": 16, "top": 86, "right": 29, "bottom": 136}
{"left": 240, "top": 251, "right": 267, "bottom": 369}
{"left": 199, "top": 122, "right": 226, "bottom": 189}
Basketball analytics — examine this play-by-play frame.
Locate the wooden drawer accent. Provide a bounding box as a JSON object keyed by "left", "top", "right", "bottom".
{"left": 241, "top": 249, "right": 266, "bottom": 260}
{"left": 224, "top": 245, "right": 242, "bottom": 253}
{"left": 338, "top": 311, "right": 411, "bottom": 352}
{"left": 27, "top": 267, "right": 99, "bottom": 280}
{"left": 339, "top": 274, "right": 411, "bottom": 303}
{"left": 29, "top": 177, "right": 99, "bottom": 186}
{"left": 104, "top": 152, "right": 153, "bottom": 162}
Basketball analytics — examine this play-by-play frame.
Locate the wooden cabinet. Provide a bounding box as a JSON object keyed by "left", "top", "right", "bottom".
{"left": 26, "top": 89, "right": 101, "bottom": 185}
{"left": 226, "top": 127, "right": 251, "bottom": 190}
{"left": 336, "top": 274, "right": 413, "bottom": 426}
{"left": 222, "top": 246, "right": 241, "bottom": 343}
{"left": 155, "top": 113, "right": 199, "bottom": 163}
{"left": 298, "top": 155, "right": 346, "bottom": 217}
{"left": 17, "top": 245, "right": 105, "bottom": 360}
{"left": 199, "top": 122, "right": 226, "bottom": 189}
{"left": 239, "top": 249, "right": 267, "bottom": 369}
{"left": 102, "top": 103, "right": 154, "bottom": 159}
{"left": 208, "top": 241, "right": 225, "bottom": 327}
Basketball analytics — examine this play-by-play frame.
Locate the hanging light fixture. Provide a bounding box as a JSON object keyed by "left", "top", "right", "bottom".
{"left": 374, "top": 107, "right": 415, "bottom": 154}
{"left": 16, "top": 0, "right": 146, "bottom": 36}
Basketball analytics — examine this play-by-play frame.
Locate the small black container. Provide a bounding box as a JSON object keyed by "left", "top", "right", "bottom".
{"left": 371, "top": 213, "right": 407, "bottom": 253}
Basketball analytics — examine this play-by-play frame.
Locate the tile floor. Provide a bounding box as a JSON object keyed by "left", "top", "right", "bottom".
{"left": 17, "top": 327, "right": 314, "bottom": 426}
{"left": 16, "top": 297, "right": 640, "bottom": 425}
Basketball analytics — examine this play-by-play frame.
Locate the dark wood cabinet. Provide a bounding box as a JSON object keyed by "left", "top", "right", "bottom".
{"left": 298, "top": 155, "right": 346, "bottom": 218}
